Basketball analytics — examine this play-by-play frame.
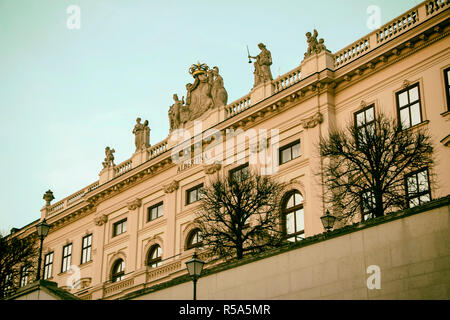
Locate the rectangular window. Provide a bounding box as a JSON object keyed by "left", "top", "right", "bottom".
{"left": 20, "top": 266, "right": 29, "bottom": 287}
{"left": 43, "top": 252, "right": 54, "bottom": 280}
{"left": 396, "top": 83, "right": 422, "bottom": 129}
{"left": 361, "top": 190, "right": 376, "bottom": 221}
{"left": 81, "top": 234, "right": 92, "bottom": 264}
{"left": 229, "top": 163, "right": 249, "bottom": 182}
{"left": 61, "top": 244, "right": 72, "bottom": 273}
{"left": 444, "top": 67, "right": 450, "bottom": 110}
{"left": 186, "top": 184, "right": 204, "bottom": 205}
{"left": 148, "top": 202, "right": 164, "bottom": 222}
{"left": 113, "top": 219, "right": 127, "bottom": 237}
{"left": 279, "top": 140, "right": 301, "bottom": 165}
{"left": 406, "top": 168, "right": 431, "bottom": 208}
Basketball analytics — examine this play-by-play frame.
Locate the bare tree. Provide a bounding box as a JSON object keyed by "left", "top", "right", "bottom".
{"left": 196, "top": 169, "right": 285, "bottom": 260}
{"left": 319, "top": 112, "right": 433, "bottom": 223}
{"left": 0, "top": 232, "right": 38, "bottom": 299}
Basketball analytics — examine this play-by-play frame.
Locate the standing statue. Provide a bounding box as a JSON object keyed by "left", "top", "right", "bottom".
{"left": 143, "top": 120, "right": 150, "bottom": 148}
{"left": 102, "top": 146, "right": 115, "bottom": 168}
{"left": 169, "top": 94, "right": 184, "bottom": 130}
{"left": 249, "top": 43, "right": 273, "bottom": 87}
{"left": 132, "top": 117, "right": 150, "bottom": 151}
{"left": 211, "top": 66, "right": 228, "bottom": 108}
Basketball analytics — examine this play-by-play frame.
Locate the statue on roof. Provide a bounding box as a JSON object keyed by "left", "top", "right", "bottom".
{"left": 132, "top": 117, "right": 150, "bottom": 151}
{"left": 304, "top": 29, "right": 328, "bottom": 58}
{"left": 211, "top": 66, "right": 228, "bottom": 108}
{"left": 248, "top": 43, "right": 273, "bottom": 87}
{"left": 102, "top": 146, "right": 115, "bottom": 168}
{"left": 168, "top": 62, "right": 228, "bottom": 130}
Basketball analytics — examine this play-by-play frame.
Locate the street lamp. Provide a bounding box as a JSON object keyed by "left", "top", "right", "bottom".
{"left": 35, "top": 219, "right": 50, "bottom": 281}
{"left": 320, "top": 210, "right": 336, "bottom": 232}
{"left": 185, "top": 252, "right": 205, "bottom": 300}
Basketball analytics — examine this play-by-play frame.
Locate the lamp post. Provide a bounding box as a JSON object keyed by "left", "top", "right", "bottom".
{"left": 320, "top": 210, "right": 336, "bottom": 232}
{"left": 35, "top": 219, "right": 50, "bottom": 281}
{"left": 185, "top": 252, "right": 205, "bottom": 300}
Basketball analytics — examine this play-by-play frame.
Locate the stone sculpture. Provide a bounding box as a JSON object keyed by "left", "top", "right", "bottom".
{"left": 102, "top": 146, "right": 115, "bottom": 168}
{"left": 211, "top": 66, "right": 228, "bottom": 108}
{"left": 304, "top": 29, "right": 328, "bottom": 58}
{"left": 168, "top": 62, "right": 229, "bottom": 130}
{"left": 249, "top": 43, "right": 273, "bottom": 87}
{"left": 132, "top": 117, "right": 150, "bottom": 151}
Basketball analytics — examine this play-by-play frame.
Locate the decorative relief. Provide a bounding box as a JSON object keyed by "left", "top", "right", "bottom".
{"left": 168, "top": 62, "right": 228, "bottom": 130}
{"left": 203, "top": 162, "right": 222, "bottom": 174}
{"left": 403, "top": 79, "right": 410, "bottom": 88}
{"left": 127, "top": 198, "right": 142, "bottom": 211}
{"left": 163, "top": 180, "right": 179, "bottom": 194}
{"left": 94, "top": 214, "right": 108, "bottom": 226}
{"left": 301, "top": 112, "right": 324, "bottom": 129}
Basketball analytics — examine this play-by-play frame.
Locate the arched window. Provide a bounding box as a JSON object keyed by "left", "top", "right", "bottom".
{"left": 282, "top": 191, "right": 305, "bottom": 242}
{"left": 111, "top": 259, "right": 125, "bottom": 283}
{"left": 147, "top": 244, "right": 162, "bottom": 268}
{"left": 186, "top": 228, "right": 203, "bottom": 250}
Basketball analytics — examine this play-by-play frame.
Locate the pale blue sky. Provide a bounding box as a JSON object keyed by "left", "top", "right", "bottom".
{"left": 0, "top": 0, "right": 420, "bottom": 233}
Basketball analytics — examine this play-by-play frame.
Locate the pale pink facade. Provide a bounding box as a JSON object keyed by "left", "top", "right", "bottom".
{"left": 9, "top": 1, "right": 450, "bottom": 300}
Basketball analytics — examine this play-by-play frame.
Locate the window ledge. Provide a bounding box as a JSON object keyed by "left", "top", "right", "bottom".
{"left": 440, "top": 110, "right": 450, "bottom": 117}
{"left": 404, "top": 120, "right": 429, "bottom": 131}
{"left": 80, "top": 260, "right": 93, "bottom": 268}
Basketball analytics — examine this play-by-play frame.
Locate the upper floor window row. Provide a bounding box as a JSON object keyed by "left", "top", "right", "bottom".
{"left": 279, "top": 140, "right": 301, "bottom": 165}
{"left": 396, "top": 83, "right": 422, "bottom": 129}
{"left": 148, "top": 202, "right": 163, "bottom": 222}
{"left": 186, "top": 184, "right": 204, "bottom": 205}
{"left": 113, "top": 219, "right": 127, "bottom": 237}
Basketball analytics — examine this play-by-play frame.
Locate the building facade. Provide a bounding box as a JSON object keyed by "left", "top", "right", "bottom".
{"left": 6, "top": 0, "right": 450, "bottom": 300}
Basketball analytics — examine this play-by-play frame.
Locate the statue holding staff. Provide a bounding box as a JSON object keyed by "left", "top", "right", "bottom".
{"left": 248, "top": 43, "right": 273, "bottom": 87}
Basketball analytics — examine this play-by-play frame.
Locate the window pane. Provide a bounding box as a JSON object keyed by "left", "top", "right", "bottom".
{"left": 409, "top": 86, "right": 419, "bottom": 102}
{"left": 356, "top": 111, "right": 365, "bottom": 126}
{"left": 365, "top": 107, "right": 374, "bottom": 122}
{"left": 419, "top": 194, "right": 430, "bottom": 203}
{"left": 286, "top": 195, "right": 294, "bottom": 208}
{"left": 407, "top": 176, "right": 418, "bottom": 194}
{"left": 189, "top": 190, "right": 197, "bottom": 203}
{"left": 398, "top": 91, "right": 408, "bottom": 107}
{"left": 294, "top": 193, "right": 303, "bottom": 206}
{"left": 400, "top": 108, "right": 410, "bottom": 128}
{"left": 409, "top": 198, "right": 419, "bottom": 208}
{"left": 447, "top": 70, "right": 450, "bottom": 85}
{"left": 295, "top": 209, "right": 304, "bottom": 232}
{"left": 286, "top": 212, "right": 294, "bottom": 235}
{"left": 292, "top": 143, "right": 301, "bottom": 159}
{"left": 410, "top": 103, "right": 421, "bottom": 126}
{"left": 417, "top": 171, "right": 429, "bottom": 192}
{"left": 281, "top": 148, "right": 291, "bottom": 163}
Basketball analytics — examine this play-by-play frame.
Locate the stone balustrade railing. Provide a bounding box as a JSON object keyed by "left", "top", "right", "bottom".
{"left": 45, "top": 181, "right": 99, "bottom": 217}
{"left": 146, "top": 259, "right": 182, "bottom": 282}
{"left": 376, "top": 8, "right": 418, "bottom": 44}
{"left": 103, "top": 277, "right": 135, "bottom": 297}
{"left": 114, "top": 159, "right": 132, "bottom": 175}
{"left": 273, "top": 66, "right": 301, "bottom": 93}
{"left": 333, "top": 0, "right": 442, "bottom": 68}
{"left": 225, "top": 94, "right": 251, "bottom": 118}
{"left": 425, "top": 0, "right": 448, "bottom": 16}
{"left": 149, "top": 139, "right": 168, "bottom": 159}
{"left": 334, "top": 38, "right": 370, "bottom": 68}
